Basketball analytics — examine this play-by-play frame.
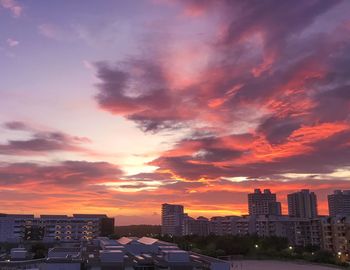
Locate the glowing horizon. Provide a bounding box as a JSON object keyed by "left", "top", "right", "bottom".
{"left": 1, "top": 0, "right": 350, "bottom": 226}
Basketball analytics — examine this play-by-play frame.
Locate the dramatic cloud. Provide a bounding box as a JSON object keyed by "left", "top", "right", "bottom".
{"left": 94, "top": 0, "right": 350, "bottom": 175}
{"left": 2, "top": 158, "right": 349, "bottom": 218}
{"left": 0, "top": 160, "right": 132, "bottom": 218}
{"left": 89, "top": 0, "right": 350, "bottom": 218}
{"left": 1, "top": 1, "right": 350, "bottom": 222}
{"left": 95, "top": 1, "right": 350, "bottom": 133}
{"left": 0, "top": 160, "right": 123, "bottom": 187}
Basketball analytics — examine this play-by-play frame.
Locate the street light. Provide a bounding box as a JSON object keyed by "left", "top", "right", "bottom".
{"left": 254, "top": 244, "right": 259, "bottom": 249}
{"left": 289, "top": 246, "right": 293, "bottom": 250}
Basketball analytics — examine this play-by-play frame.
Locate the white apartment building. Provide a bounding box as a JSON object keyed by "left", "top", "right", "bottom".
{"left": 0, "top": 213, "right": 114, "bottom": 243}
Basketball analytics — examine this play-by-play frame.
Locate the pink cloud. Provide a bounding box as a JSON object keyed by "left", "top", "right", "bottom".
{"left": 6, "top": 38, "right": 19, "bottom": 47}
{"left": 0, "top": 0, "right": 22, "bottom": 17}
{"left": 38, "top": 23, "right": 63, "bottom": 40}
{"left": 0, "top": 121, "right": 94, "bottom": 156}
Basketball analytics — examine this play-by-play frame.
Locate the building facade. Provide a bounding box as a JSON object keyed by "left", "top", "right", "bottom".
{"left": 320, "top": 216, "right": 350, "bottom": 255}
{"left": 0, "top": 214, "right": 114, "bottom": 243}
{"left": 161, "top": 188, "right": 350, "bottom": 257}
{"left": 328, "top": 190, "right": 350, "bottom": 217}
{"left": 183, "top": 215, "right": 210, "bottom": 236}
{"left": 0, "top": 236, "right": 231, "bottom": 270}
{"left": 248, "top": 189, "right": 281, "bottom": 216}
{"left": 288, "top": 189, "right": 318, "bottom": 218}
{"left": 210, "top": 216, "right": 240, "bottom": 236}
{"left": 161, "top": 203, "right": 184, "bottom": 236}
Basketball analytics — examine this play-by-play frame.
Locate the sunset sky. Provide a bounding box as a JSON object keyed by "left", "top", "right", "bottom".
{"left": 1, "top": 0, "right": 350, "bottom": 225}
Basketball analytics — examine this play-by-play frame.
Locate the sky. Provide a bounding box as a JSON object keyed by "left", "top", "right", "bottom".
{"left": 0, "top": 0, "right": 350, "bottom": 225}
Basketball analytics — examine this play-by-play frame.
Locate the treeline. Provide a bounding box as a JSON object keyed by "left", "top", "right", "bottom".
{"left": 160, "top": 234, "right": 288, "bottom": 257}
{"left": 112, "top": 225, "right": 161, "bottom": 237}
{"left": 158, "top": 234, "right": 348, "bottom": 267}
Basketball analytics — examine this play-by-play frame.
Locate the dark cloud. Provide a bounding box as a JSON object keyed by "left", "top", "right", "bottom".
{"left": 195, "top": 148, "right": 243, "bottom": 162}
{"left": 4, "top": 121, "right": 30, "bottom": 131}
{"left": 94, "top": 60, "right": 183, "bottom": 132}
{"left": 0, "top": 160, "right": 123, "bottom": 187}
{"left": 0, "top": 121, "right": 91, "bottom": 155}
{"left": 258, "top": 117, "right": 301, "bottom": 144}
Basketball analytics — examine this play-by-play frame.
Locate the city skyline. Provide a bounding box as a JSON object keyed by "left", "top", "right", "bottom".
{"left": 0, "top": 188, "right": 346, "bottom": 225}
{"left": 1, "top": 0, "right": 350, "bottom": 225}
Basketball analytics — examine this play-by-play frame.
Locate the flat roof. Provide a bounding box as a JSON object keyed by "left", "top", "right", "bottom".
{"left": 137, "top": 237, "right": 174, "bottom": 246}
{"left": 49, "top": 247, "right": 80, "bottom": 253}
{"left": 100, "top": 250, "right": 124, "bottom": 253}
{"left": 100, "top": 239, "right": 121, "bottom": 246}
{"left": 163, "top": 250, "right": 188, "bottom": 254}
{"left": 40, "top": 215, "right": 68, "bottom": 218}
{"left": 117, "top": 237, "right": 137, "bottom": 245}
{"left": 73, "top": 214, "right": 108, "bottom": 218}
{"left": 137, "top": 237, "right": 158, "bottom": 245}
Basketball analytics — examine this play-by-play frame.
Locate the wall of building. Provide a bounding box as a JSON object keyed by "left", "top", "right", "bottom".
{"left": 0, "top": 214, "right": 114, "bottom": 243}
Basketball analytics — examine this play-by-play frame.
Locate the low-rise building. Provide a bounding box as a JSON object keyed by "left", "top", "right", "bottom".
{"left": 210, "top": 216, "right": 240, "bottom": 236}
{"left": 79, "top": 236, "right": 231, "bottom": 270}
{"left": 0, "top": 213, "right": 114, "bottom": 243}
{"left": 320, "top": 216, "right": 350, "bottom": 255}
{"left": 183, "top": 215, "right": 211, "bottom": 236}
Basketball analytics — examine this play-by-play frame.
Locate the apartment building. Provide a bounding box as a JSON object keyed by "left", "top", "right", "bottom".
{"left": 210, "top": 216, "right": 240, "bottom": 235}
{"left": 320, "top": 216, "right": 350, "bottom": 254}
{"left": 288, "top": 189, "right": 318, "bottom": 218}
{"left": 161, "top": 203, "right": 184, "bottom": 236}
{"left": 0, "top": 236, "right": 230, "bottom": 270}
{"left": 0, "top": 213, "right": 114, "bottom": 243}
{"left": 291, "top": 218, "right": 322, "bottom": 247}
{"left": 0, "top": 214, "right": 35, "bottom": 243}
{"left": 183, "top": 215, "right": 211, "bottom": 236}
{"left": 161, "top": 188, "right": 350, "bottom": 255}
{"left": 248, "top": 189, "right": 282, "bottom": 216}
{"left": 328, "top": 190, "right": 350, "bottom": 217}
{"left": 253, "top": 215, "right": 289, "bottom": 238}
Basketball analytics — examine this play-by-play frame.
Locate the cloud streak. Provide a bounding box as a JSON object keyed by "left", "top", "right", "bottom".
{"left": 0, "top": 160, "right": 123, "bottom": 187}
{"left": 0, "top": 121, "right": 91, "bottom": 155}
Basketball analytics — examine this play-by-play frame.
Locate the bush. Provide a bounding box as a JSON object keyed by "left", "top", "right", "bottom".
{"left": 30, "top": 243, "right": 48, "bottom": 259}
{"left": 310, "top": 250, "right": 335, "bottom": 264}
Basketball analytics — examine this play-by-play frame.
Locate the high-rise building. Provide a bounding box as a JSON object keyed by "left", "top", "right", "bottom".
{"left": 248, "top": 189, "right": 281, "bottom": 216}
{"left": 328, "top": 190, "right": 350, "bottom": 217}
{"left": 288, "top": 189, "right": 318, "bottom": 218}
{"left": 161, "top": 203, "right": 184, "bottom": 236}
